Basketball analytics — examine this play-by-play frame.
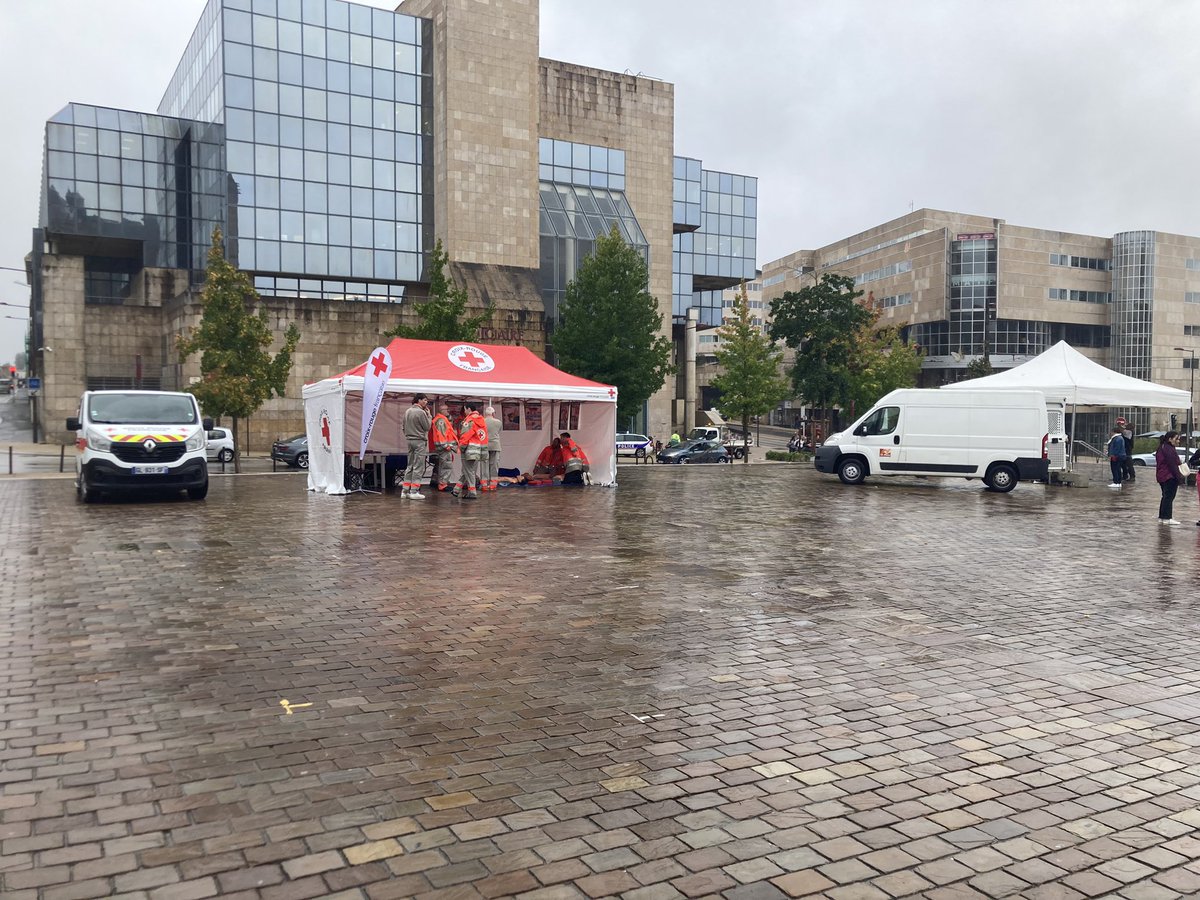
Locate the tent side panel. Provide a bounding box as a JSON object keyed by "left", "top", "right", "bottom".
{"left": 305, "top": 386, "right": 348, "bottom": 494}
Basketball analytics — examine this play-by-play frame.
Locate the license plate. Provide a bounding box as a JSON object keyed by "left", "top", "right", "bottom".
{"left": 131, "top": 465, "right": 168, "bottom": 475}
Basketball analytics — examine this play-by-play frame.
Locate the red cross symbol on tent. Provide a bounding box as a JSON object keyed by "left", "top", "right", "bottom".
{"left": 607, "top": 388, "right": 616, "bottom": 398}
{"left": 370, "top": 352, "right": 388, "bottom": 377}
{"left": 320, "top": 415, "right": 331, "bottom": 446}
{"left": 457, "top": 350, "right": 485, "bottom": 368}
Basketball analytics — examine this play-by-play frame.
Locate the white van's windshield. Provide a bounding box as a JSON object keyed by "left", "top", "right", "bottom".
{"left": 88, "top": 393, "right": 198, "bottom": 425}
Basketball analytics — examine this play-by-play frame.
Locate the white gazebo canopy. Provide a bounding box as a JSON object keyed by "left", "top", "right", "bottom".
{"left": 942, "top": 341, "right": 1190, "bottom": 408}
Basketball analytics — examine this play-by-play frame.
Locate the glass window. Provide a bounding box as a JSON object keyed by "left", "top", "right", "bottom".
{"left": 252, "top": 13, "right": 277, "bottom": 48}
{"left": 255, "top": 143, "right": 279, "bottom": 176}
{"left": 303, "top": 181, "right": 326, "bottom": 212}
{"left": 305, "top": 150, "right": 328, "bottom": 181}
{"left": 98, "top": 156, "right": 120, "bottom": 182}
{"left": 280, "top": 179, "right": 304, "bottom": 210}
{"left": 303, "top": 23, "right": 326, "bottom": 56}
{"left": 253, "top": 79, "right": 278, "bottom": 112}
{"left": 326, "top": 28, "right": 349, "bottom": 62}
{"left": 329, "top": 214, "right": 351, "bottom": 244}
{"left": 328, "top": 155, "right": 350, "bottom": 185}
{"left": 279, "top": 116, "right": 303, "bottom": 147}
{"left": 278, "top": 19, "right": 302, "bottom": 53}
{"left": 226, "top": 41, "right": 254, "bottom": 77}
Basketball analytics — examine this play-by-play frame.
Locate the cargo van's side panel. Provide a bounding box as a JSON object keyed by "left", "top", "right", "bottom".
{"left": 889, "top": 403, "right": 974, "bottom": 473}
{"left": 968, "top": 404, "right": 1043, "bottom": 472}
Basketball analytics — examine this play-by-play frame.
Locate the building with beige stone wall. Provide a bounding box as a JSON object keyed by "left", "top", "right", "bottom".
{"left": 761, "top": 209, "right": 1200, "bottom": 447}
{"left": 27, "top": 0, "right": 754, "bottom": 451}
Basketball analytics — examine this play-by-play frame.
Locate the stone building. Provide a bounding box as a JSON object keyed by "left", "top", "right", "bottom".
{"left": 761, "top": 209, "right": 1200, "bottom": 448}
{"left": 28, "top": 0, "right": 755, "bottom": 447}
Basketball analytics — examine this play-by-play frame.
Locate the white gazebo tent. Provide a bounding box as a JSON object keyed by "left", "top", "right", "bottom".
{"left": 302, "top": 338, "right": 619, "bottom": 493}
{"left": 942, "top": 341, "right": 1190, "bottom": 460}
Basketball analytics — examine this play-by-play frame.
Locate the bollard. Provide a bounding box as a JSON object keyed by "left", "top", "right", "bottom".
{"left": 7, "top": 445, "right": 11, "bottom": 475}
{"left": 59, "top": 444, "right": 65, "bottom": 473}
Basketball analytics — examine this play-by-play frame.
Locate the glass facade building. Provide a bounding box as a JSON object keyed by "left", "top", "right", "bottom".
{"left": 40, "top": 0, "right": 433, "bottom": 300}
{"left": 41, "top": 103, "right": 226, "bottom": 275}
{"left": 672, "top": 164, "right": 758, "bottom": 325}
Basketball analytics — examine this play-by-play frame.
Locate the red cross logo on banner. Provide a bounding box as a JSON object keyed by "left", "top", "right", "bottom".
{"left": 370, "top": 352, "right": 388, "bottom": 377}
{"left": 320, "top": 414, "right": 331, "bottom": 447}
{"left": 447, "top": 344, "right": 495, "bottom": 373}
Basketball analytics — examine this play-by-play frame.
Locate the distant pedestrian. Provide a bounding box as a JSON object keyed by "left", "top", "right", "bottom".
{"left": 1106, "top": 426, "right": 1127, "bottom": 489}
{"left": 1117, "top": 417, "right": 1135, "bottom": 481}
{"left": 400, "top": 393, "right": 431, "bottom": 499}
{"left": 483, "top": 405, "right": 502, "bottom": 492}
{"left": 1156, "top": 431, "right": 1185, "bottom": 525}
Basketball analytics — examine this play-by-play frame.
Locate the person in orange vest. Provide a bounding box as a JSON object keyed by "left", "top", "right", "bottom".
{"left": 533, "top": 437, "right": 565, "bottom": 478}
{"left": 454, "top": 400, "right": 488, "bottom": 499}
{"left": 428, "top": 404, "right": 458, "bottom": 493}
{"left": 559, "top": 431, "right": 590, "bottom": 485}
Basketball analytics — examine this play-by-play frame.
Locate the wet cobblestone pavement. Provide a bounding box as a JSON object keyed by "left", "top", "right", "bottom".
{"left": 4, "top": 467, "right": 1200, "bottom": 899}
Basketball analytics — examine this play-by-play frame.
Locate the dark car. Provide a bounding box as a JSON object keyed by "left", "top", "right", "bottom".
{"left": 272, "top": 434, "right": 309, "bottom": 469}
{"left": 657, "top": 439, "right": 731, "bottom": 464}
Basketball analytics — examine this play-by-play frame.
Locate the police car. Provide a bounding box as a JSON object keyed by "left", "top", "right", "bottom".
{"left": 615, "top": 433, "right": 653, "bottom": 458}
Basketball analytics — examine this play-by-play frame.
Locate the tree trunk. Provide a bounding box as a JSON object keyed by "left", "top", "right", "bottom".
{"left": 742, "top": 413, "right": 750, "bottom": 464}
{"left": 233, "top": 415, "right": 242, "bottom": 474}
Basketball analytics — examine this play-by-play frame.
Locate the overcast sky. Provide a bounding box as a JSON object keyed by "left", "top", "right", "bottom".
{"left": 1, "top": 0, "right": 1196, "bottom": 364}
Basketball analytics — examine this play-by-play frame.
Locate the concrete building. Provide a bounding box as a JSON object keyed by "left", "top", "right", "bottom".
{"left": 761, "top": 209, "right": 1200, "bottom": 448}
{"left": 27, "top": 0, "right": 755, "bottom": 446}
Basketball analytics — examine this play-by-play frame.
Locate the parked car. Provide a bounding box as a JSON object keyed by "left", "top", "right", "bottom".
{"left": 272, "top": 434, "right": 309, "bottom": 469}
{"left": 657, "top": 439, "right": 731, "bottom": 464}
{"left": 1131, "top": 447, "right": 1196, "bottom": 485}
{"left": 206, "top": 427, "right": 235, "bottom": 462}
{"left": 615, "top": 432, "right": 653, "bottom": 457}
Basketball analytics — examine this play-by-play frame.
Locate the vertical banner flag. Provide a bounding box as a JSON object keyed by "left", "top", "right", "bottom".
{"left": 360, "top": 346, "right": 392, "bottom": 458}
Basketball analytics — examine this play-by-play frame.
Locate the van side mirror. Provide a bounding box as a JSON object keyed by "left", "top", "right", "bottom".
{"left": 202, "top": 417, "right": 214, "bottom": 431}
{"left": 66, "top": 417, "right": 81, "bottom": 431}
{"left": 854, "top": 424, "right": 867, "bottom": 436}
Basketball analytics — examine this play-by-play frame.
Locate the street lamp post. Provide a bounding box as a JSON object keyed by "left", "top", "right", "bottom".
{"left": 1174, "top": 347, "right": 1195, "bottom": 448}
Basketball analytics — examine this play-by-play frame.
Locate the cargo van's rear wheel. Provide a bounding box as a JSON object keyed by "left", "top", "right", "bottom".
{"left": 985, "top": 463, "right": 1018, "bottom": 493}
{"left": 837, "top": 457, "right": 867, "bottom": 485}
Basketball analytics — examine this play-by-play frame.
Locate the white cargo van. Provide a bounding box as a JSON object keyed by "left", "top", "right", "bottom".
{"left": 67, "top": 390, "right": 213, "bottom": 502}
{"left": 813, "top": 389, "right": 1055, "bottom": 492}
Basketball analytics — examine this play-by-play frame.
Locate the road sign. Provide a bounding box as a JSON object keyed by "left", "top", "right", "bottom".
{"left": 27, "top": 377, "right": 41, "bottom": 390}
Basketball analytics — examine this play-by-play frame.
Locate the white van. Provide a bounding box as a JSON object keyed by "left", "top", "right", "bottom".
{"left": 813, "top": 389, "right": 1055, "bottom": 492}
{"left": 67, "top": 390, "right": 213, "bottom": 502}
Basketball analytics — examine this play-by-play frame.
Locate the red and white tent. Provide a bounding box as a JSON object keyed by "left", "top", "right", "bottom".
{"left": 301, "top": 338, "right": 618, "bottom": 493}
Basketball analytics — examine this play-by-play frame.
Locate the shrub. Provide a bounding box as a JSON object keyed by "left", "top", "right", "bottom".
{"left": 766, "top": 450, "right": 813, "bottom": 463}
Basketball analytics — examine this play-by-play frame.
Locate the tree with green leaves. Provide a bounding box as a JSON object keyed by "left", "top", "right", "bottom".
{"left": 177, "top": 228, "right": 300, "bottom": 473}
{"left": 711, "top": 282, "right": 790, "bottom": 463}
{"left": 551, "top": 225, "right": 673, "bottom": 427}
{"left": 385, "top": 239, "right": 492, "bottom": 341}
{"left": 768, "top": 273, "right": 873, "bottom": 436}
{"left": 965, "top": 356, "right": 995, "bottom": 379}
{"left": 844, "top": 320, "right": 924, "bottom": 417}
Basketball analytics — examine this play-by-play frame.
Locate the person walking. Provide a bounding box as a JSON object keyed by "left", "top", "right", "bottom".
{"left": 400, "top": 393, "right": 432, "bottom": 499}
{"left": 428, "top": 405, "right": 458, "bottom": 493}
{"left": 455, "top": 400, "right": 488, "bottom": 499}
{"left": 1117, "top": 417, "right": 1136, "bottom": 481}
{"left": 483, "top": 405, "right": 503, "bottom": 491}
{"left": 1106, "top": 425, "right": 1127, "bottom": 489}
{"left": 1156, "top": 430, "right": 1185, "bottom": 525}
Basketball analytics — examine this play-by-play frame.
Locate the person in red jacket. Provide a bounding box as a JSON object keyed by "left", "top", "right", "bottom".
{"left": 428, "top": 406, "right": 458, "bottom": 493}
{"left": 559, "top": 431, "right": 590, "bottom": 485}
{"left": 455, "top": 400, "right": 488, "bottom": 499}
{"left": 533, "top": 437, "right": 565, "bottom": 477}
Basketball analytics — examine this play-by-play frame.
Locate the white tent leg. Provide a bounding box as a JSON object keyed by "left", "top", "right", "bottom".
{"left": 1070, "top": 403, "right": 1077, "bottom": 468}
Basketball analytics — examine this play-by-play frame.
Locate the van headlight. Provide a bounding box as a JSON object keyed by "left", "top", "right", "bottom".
{"left": 185, "top": 429, "right": 206, "bottom": 452}
{"left": 86, "top": 429, "right": 112, "bottom": 452}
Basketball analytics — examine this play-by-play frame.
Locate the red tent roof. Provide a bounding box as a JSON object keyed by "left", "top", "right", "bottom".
{"left": 331, "top": 338, "right": 615, "bottom": 393}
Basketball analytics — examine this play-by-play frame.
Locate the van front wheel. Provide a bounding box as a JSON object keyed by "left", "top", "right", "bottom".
{"left": 837, "top": 457, "right": 867, "bottom": 485}
{"left": 985, "top": 463, "right": 1019, "bottom": 493}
